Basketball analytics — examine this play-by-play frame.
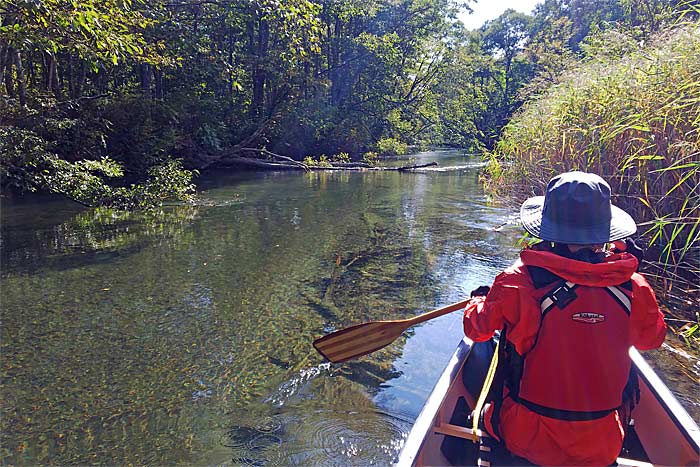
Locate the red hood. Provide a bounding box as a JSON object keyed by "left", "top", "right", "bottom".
{"left": 519, "top": 249, "right": 639, "bottom": 287}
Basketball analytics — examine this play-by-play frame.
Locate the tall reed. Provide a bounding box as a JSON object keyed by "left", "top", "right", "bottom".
{"left": 485, "top": 23, "right": 700, "bottom": 296}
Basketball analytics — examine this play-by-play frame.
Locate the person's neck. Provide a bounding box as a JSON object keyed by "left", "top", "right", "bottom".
{"left": 553, "top": 243, "right": 607, "bottom": 263}
{"left": 530, "top": 241, "right": 607, "bottom": 264}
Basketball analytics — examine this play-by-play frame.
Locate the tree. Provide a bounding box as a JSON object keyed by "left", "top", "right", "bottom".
{"left": 522, "top": 16, "right": 575, "bottom": 95}
{"left": 480, "top": 9, "right": 532, "bottom": 111}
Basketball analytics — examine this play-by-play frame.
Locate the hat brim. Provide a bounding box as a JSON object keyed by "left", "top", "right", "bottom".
{"left": 520, "top": 196, "right": 637, "bottom": 244}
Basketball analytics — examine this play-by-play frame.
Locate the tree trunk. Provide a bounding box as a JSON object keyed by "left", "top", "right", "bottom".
{"left": 326, "top": 22, "right": 332, "bottom": 84}
{"left": 0, "top": 18, "right": 7, "bottom": 86}
{"left": 75, "top": 60, "right": 87, "bottom": 97}
{"left": 154, "top": 67, "right": 163, "bottom": 99}
{"left": 46, "top": 53, "right": 60, "bottom": 98}
{"left": 4, "top": 46, "right": 15, "bottom": 97}
{"left": 51, "top": 56, "right": 60, "bottom": 98}
{"left": 302, "top": 53, "right": 310, "bottom": 99}
{"left": 67, "top": 54, "right": 74, "bottom": 97}
{"left": 0, "top": 45, "right": 9, "bottom": 92}
{"left": 26, "top": 54, "right": 35, "bottom": 89}
{"left": 250, "top": 16, "right": 269, "bottom": 117}
{"left": 331, "top": 17, "right": 341, "bottom": 105}
{"left": 140, "top": 63, "right": 152, "bottom": 97}
{"left": 43, "top": 52, "right": 51, "bottom": 91}
{"left": 502, "top": 55, "right": 512, "bottom": 112}
{"left": 13, "top": 48, "right": 26, "bottom": 106}
{"left": 228, "top": 30, "right": 234, "bottom": 99}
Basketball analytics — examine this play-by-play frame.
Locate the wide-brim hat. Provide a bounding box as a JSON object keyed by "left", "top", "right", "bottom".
{"left": 520, "top": 171, "right": 637, "bottom": 244}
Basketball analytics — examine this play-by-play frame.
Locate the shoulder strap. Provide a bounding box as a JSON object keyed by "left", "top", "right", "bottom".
{"left": 604, "top": 284, "right": 632, "bottom": 315}
{"left": 540, "top": 281, "right": 578, "bottom": 315}
{"left": 527, "top": 265, "right": 579, "bottom": 315}
{"left": 529, "top": 267, "right": 632, "bottom": 316}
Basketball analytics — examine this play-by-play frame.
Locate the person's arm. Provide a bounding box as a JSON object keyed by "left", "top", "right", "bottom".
{"left": 629, "top": 273, "right": 667, "bottom": 350}
{"left": 463, "top": 273, "right": 510, "bottom": 342}
{"left": 464, "top": 266, "right": 542, "bottom": 355}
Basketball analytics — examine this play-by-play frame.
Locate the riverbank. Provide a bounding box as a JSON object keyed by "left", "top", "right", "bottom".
{"left": 483, "top": 23, "right": 700, "bottom": 337}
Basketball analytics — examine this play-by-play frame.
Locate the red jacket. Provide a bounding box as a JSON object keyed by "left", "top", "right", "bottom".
{"left": 463, "top": 248, "right": 666, "bottom": 466}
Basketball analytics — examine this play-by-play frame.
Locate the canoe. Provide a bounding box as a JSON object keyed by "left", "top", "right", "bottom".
{"left": 396, "top": 337, "right": 700, "bottom": 467}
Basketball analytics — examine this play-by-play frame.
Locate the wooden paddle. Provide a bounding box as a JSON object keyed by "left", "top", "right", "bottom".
{"left": 313, "top": 299, "right": 470, "bottom": 363}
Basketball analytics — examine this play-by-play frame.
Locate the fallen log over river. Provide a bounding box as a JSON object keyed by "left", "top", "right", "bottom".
{"left": 214, "top": 155, "right": 438, "bottom": 172}
{"left": 196, "top": 123, "right": 439, "bottom": 172}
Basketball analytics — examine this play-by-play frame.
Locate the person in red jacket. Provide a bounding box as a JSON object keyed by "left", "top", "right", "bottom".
{"left": 463, "top": 171, "right": 666, "bottom": 466}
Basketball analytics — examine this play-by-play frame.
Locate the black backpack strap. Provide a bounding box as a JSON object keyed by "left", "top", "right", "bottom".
{"left": 513, "top": 397, "right": 616, "bottom": 421}
{"left": 503, "top": 341, "right": 524, "bottom": 401}
{"left": 622, "top": 365, "right": 640, "bottom": 414}
{"left": 540, "top": 281, "right": 579, "bottom": 315}
{"left": 528, "top": 268, "right": 632, "bottom": 317}
{"left": 526, "top": 265, "right": 560, "bottom": 289}
{"left": 619, "top": 365, "right": 641, "bottom": 448}
{"left": 527, "top": 265, "right": 579, "bottom": 313}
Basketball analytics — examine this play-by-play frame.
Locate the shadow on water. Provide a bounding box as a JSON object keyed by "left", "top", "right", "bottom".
{"left": 1, "top": 150, "right": 698, "bottom": 466}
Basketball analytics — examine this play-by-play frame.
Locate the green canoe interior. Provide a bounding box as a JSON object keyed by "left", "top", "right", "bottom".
{"left": 396, "top": 338, "right": 700, "bottom": 467}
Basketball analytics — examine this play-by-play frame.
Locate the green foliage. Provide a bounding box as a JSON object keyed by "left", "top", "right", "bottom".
{"left": 521, "top": 16, "right": 576, "bottom": 97}
{"left": 2, "top": 0, "right": 154, "bottom": 66}
{"left": 332, "top": 152, "right": 351, "bottom": 163}
{"left": 317, "top": 155, "right": 332, "bottom": 168}
{"left": 0, "top": 126, "right": 196, "bottom": 209}
{"left": 376, "top": 138, "right": 408, "bottom": 157}
{"left": 302, "top": 155, "right": 332, "bottom": 168}
{"left": 580, "top": 27, "right": 642, "bottom": 59}
{"left": 0, "top": 127, "right": 54, "bottom": 192}
{"left": 481, "top": 9, "right": 532, "bottom": 64}
{"left": 301, "top": 152, "right": 351, "bottom": 166}
{"left": 127, "top": 160, "right": 198, "bottom": 210}
{"left": 1, "top": 0, "right": 471, "bottom": 180}
{"left": 362, "top": 151, "right": 379, "bottom": 166}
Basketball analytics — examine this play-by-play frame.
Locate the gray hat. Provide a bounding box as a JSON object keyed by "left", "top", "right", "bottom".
{"left": 520, "top": 171, "right": 637, "bottom": 244}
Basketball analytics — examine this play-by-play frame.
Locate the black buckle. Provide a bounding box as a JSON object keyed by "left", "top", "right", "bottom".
{"left": 550, "top": 284, "right": 577, "bottom": 309}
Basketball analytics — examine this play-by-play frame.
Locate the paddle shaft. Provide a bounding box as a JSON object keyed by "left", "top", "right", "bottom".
{"left": 313, "top": 299, "right": 470, "bottom": 363}
{"left": 401, "top": 299, "right": 470, "bottom": 326}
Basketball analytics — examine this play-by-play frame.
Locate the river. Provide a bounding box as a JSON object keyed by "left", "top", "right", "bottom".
{"left": 1, "top": 150, "right": 697, "bottom": 466}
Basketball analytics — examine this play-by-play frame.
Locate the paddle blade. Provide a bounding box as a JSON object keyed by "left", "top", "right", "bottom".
{"left": 313, "top": 320, "right": 410, "bottom": 363}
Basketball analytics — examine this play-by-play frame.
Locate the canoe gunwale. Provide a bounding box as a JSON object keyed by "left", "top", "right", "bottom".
{"left": 395, "top": 337, "right": 473, "bottom": 466}
{"left": 629, "top": 347, "right": 700, "bottom": 456}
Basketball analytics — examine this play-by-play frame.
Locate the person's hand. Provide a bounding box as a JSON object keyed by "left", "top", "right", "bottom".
{"left": 470, "top": 285, "right": 491, "bottom": 297}
{"left": 625, "top": 238, "right": 645, "bottom": 265}
{"left": 614, "top": 238, "right": 645, "bottom": 270}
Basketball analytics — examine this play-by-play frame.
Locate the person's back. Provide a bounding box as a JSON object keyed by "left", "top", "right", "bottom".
{"left": 463, "top": 172, "right": 666, "bottom": 466}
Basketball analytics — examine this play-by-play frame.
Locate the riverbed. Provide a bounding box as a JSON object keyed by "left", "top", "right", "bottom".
{"left": 1, "top": 150, "right": 697, "bottom": 466}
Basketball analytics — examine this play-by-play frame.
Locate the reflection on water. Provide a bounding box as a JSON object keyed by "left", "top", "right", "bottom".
{"left": 1, "top": 150, "right": 697, "bottom": 466}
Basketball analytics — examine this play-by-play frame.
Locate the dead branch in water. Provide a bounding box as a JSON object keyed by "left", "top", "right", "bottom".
{"left": 209, "top": 155, "right": 438, "bottom": 172}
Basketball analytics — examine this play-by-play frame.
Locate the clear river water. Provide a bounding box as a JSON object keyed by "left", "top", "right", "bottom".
{"left": 1, "top": 150, "right": 698, "bottom": 466}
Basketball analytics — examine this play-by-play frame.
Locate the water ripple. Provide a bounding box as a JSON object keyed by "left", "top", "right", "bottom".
{"left": 282, "top": 410, "right": 408, "bottom": 466}
{"left": 265, "top": 363, "right": 333, "bottom": 407}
